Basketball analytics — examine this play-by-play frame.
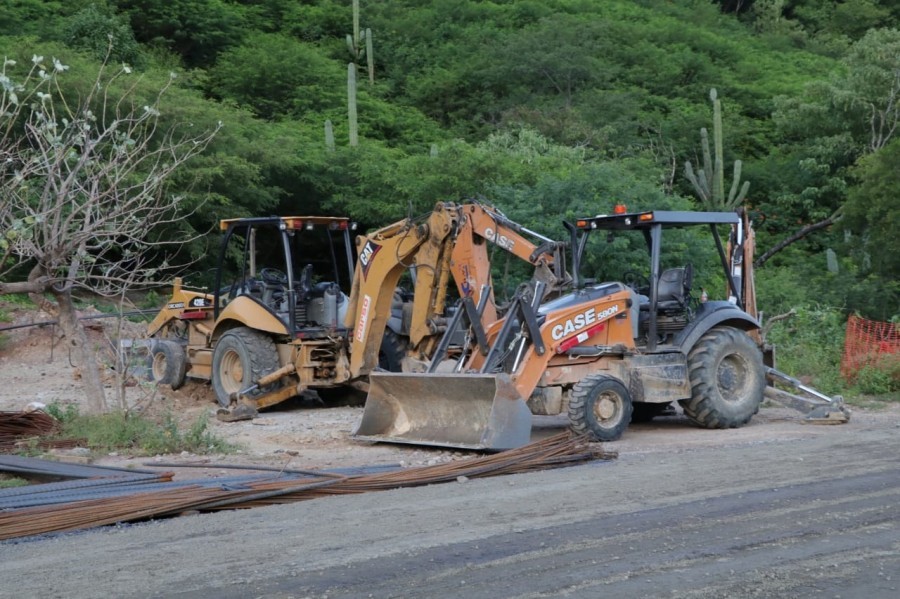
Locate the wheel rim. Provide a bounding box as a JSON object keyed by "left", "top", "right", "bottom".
{"left": 219, "top": 348, "right": 244, "bottom": 395}
{"left": 593, "top": 390, "right": 622, "bottom": 426}
{"left": 151, "top": 353, "right": 167, "bottom": 381}
{"left": 717, "top": 353, "right": 751, "bottom": 401}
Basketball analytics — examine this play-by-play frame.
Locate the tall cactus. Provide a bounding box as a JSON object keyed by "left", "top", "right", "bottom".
{"left": 365, "top": 27, "right": 374, "bottom": 85}
{"left": 332, "top": 1, "right": 370, "bottom": 150}
{"left": 346, "top": 0, "right": 374, "bottom": 85}
{"left": 684, "top": 88, "right": 750, "bottom": 210}
{"left": 347, "top": 0, "right": 361, "bottom": 59}
{"left": 347, "top": 63, "right": 358, "bottom": 147}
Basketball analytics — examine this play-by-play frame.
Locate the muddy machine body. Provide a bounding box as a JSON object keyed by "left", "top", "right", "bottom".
{"left": 357, "top": 210, "right": 778, "bottom": 450}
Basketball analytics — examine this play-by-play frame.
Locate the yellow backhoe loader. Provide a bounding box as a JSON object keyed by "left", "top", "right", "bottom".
{"left": 355, "top": 208, "right": 849, "bottom": 450}
{"left": 146, "top": 203, "right": 570, "bottom": 419}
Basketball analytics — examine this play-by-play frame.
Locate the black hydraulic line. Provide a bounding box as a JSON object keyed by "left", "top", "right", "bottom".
{"left": 0, "top": 309, "right": 159, "bottom": 333}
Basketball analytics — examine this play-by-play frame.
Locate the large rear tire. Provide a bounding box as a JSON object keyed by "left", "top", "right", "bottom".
{"left": 680, "top": 327, "right": 765, "bottom": 429}
{"left": 568, "top": 375, "right": 633, "bottom": 441}
{"left": 149, "top": 340, "right": 187, "bottom": 390}
{"left": 211, "top": 328, "right": 281, "bottom": 408}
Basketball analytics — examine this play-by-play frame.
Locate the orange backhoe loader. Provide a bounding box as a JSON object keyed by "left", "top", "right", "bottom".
{"left": 354, "top": 208, "right": 848, "bottom": 450}
{"left": 146, "top": 202, "right": 570, "bottom": 419}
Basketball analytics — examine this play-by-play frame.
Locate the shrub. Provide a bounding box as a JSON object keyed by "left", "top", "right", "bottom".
{"left": 853, "top": 356, "right": 900, "bottom": 397}
{"left": 765, "top": 304, "right": 846, "bottom": 394}
{"left": 46, "top": 403, "right": 235, "bottom": 455}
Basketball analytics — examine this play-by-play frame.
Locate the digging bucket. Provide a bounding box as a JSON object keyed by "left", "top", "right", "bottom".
{"left": 353, "top": 372, "right": 533, "bottom": 451}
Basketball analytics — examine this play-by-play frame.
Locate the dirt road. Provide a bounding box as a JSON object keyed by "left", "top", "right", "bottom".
{"left": 2, "top": 406, "right": 898, "bottom": 599}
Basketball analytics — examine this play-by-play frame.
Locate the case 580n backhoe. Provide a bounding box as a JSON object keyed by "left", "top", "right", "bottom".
{"left": 145, "top": 203, "right": 569, "bottom": 419}
{"left": 355, "top": 208, "right": 848, "bottom": 450}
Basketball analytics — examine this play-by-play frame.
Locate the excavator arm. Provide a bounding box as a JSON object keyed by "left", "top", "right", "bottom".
{"left": 345, "top": 204, "right": 458, "bottom": 378}
{"left": 345, "top": 201, "right": 571, "bottom": 379}
{"left": 449, "top": 203, "right": 570, "bottom": 326}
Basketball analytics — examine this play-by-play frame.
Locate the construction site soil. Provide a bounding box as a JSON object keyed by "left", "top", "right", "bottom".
{"left": 3, "top": 309, "right": 900, "bottom": 598}
{"left": 0, "top": 308, "right": 896, "bottom": 476}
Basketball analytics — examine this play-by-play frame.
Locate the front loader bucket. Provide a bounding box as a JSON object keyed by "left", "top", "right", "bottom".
{"left": 353, "top": 372, "right": 533, "bottom": 451}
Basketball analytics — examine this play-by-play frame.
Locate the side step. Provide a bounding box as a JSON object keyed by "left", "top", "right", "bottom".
{"left": 764, "top": 368, "right": 850, "bottom": 424}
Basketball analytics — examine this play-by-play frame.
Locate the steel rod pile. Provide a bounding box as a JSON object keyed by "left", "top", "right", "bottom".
{"left": 0, "top": 411, "right": 59, "bottom": 451}
{"left": 0, "top": 433, "right": 615, "bottom": 541}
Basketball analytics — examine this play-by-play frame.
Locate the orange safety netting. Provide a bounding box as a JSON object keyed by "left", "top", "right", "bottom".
{"left": 841, "top": 314, "right": 900, "bottom": 381}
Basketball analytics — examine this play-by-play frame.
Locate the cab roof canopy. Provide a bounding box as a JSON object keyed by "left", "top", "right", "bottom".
{"left": 575, "top": 210, "right": 739, "bottom": 231}
{"left": 219, "top": 216, "right": 351, "bottom": 231}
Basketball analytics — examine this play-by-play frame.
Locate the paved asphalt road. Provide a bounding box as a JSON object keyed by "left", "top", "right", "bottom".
{"left": 175, "top": 462, "right": 900, "bottom": 599}
{"left": 2, "top": 416, "right": 899, "bottom": 599}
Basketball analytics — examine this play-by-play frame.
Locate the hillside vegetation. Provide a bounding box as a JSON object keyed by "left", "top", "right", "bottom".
{"left": 1, "top": 0, "right": 898, "bottom": 392}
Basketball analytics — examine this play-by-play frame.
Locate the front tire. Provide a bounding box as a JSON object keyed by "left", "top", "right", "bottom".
{"left": 568, "top": 375, "right": 633, "bottom": 441}
{"left": 680, "top": 327, "right": 765, "bottom": 429}
{"left": 211, "top": 328, "right": 281, "bottom": 408}
{"left": 149, "top": 340, "right": 187, "bottom": 390}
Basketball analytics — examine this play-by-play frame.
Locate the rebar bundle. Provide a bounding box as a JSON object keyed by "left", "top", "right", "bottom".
{"left": 0, "top": 433, "right": 615, "bottom": 541}
{"left": 0, "top": 410, "right": 61, "bottom": 451}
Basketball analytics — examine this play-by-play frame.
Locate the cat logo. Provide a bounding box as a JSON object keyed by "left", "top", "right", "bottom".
{"left": 359, "top": 241, "right": 381, "bottom": 279}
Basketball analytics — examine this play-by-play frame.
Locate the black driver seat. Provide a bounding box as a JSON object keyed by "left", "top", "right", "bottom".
{"left": 656, "top": 266, "right": 692, "bottom": 313}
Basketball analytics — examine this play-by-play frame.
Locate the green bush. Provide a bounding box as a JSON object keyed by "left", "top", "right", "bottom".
{"left": 853, "top": 356, "right": 900, "bottom": 397}
{"left": 47, "top": 404, "right": 235, "bottom": 455}
{"left": 766, "top": 304, "right": 846, "bottom": 395}
{"left": 0, "top": 294, "right": 35, "bottom": 309}
{"left": 45, "top": 402, "right": 80, "bottom": 423}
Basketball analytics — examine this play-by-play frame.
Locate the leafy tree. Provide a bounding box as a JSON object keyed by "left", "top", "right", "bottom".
{"left": 207, "top": 32, "right": 344, "bottom": 120}
{"left": 787, "top": 0, "right": 893, "bottom": 40}
{"left": 63, "top": 4, "right": 141, "bottom": 65}
{"left": 112, "top": 0, "right": 247, "bottom": 68}
{"left": 0, "top": 45, "right": 219, "bottom": 412}
{"left": 831, "top": 28, "right": 900, "bottom": 153}
{"left": 277, "top": 0, "right": 350, "bottom": 43}
{"left": 844, "top": 138, "right": 900, "bottom": 285}
{"left": 756, "top": 28, "right": 900, "bottom": 266}
{"left": 0, "top": 0, "right": 66, "bottom": 38}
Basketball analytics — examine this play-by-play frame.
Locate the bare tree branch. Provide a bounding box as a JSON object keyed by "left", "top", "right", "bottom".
{"left": 754, "top": 207, "right": 843, "bottom": 268}
{"left": 0, "top": 46, "right": 219, "bottom": 412}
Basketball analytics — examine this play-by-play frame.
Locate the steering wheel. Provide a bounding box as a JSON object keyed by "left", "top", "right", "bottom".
{"left": 259, "top": 267, "right": 288, "bottom": 286}
{"left": 623, "top": 271, "right": 651, "bottom": 293}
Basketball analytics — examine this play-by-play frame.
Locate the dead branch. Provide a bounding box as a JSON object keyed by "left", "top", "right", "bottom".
{"left": 755, "top": 207, "right": 843, "bottom": 268}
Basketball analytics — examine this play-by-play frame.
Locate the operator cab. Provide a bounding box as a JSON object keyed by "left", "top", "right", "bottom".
{"left": 214, "top": 217, "right": 357, "bottom": 335}
{"left": 565, "top": 208, "right": 745, "bottom": 350}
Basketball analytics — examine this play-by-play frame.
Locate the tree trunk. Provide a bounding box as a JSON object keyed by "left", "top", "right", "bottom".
{"left": 53, "top": 288, "right": 108, "bottom": 414}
